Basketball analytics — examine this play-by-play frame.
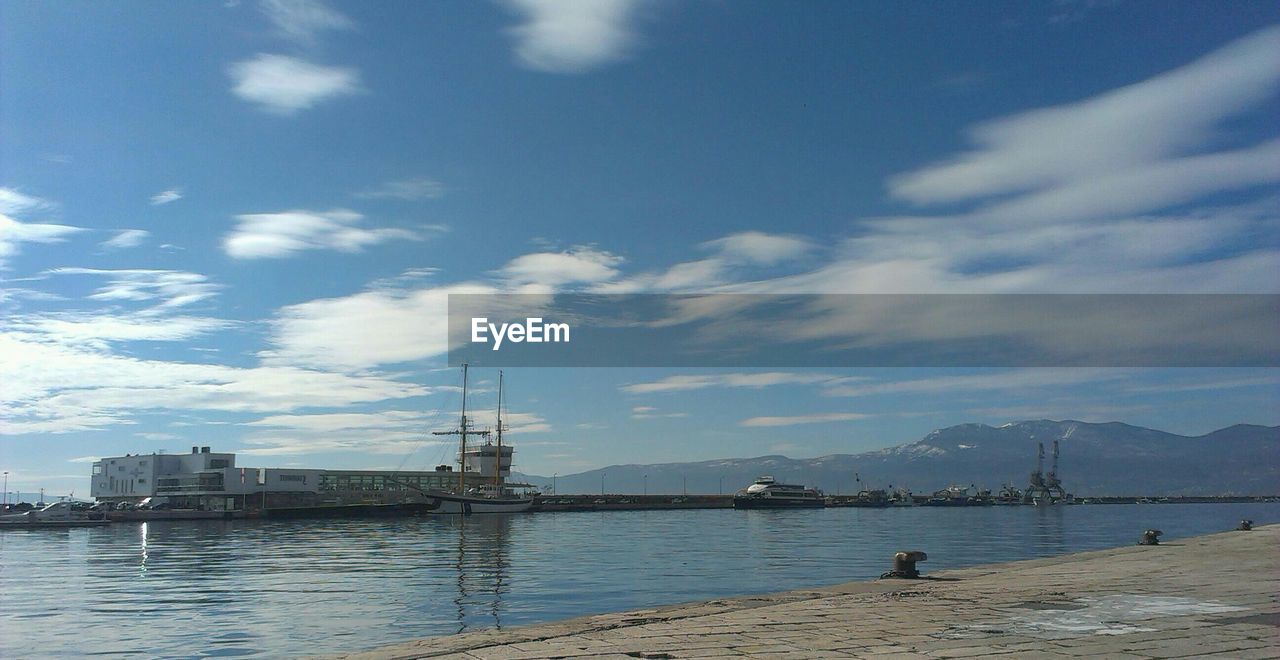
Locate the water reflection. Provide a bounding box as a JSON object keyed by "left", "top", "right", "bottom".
{"left": 1, "top": 503, "right": 1278, "bottom": 658}
{"left": 446, "top": 514, "right": 512, "bottom": 633}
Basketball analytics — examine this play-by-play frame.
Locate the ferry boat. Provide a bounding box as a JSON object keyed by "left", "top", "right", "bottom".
{"left": 733, "top": 476, "right": 825, "bottom": 509}
{"left": 426, "top": 366, "right": 533, "bottom": 515}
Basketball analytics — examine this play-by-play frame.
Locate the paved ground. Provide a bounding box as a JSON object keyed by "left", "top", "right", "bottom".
{"left": 332, "top": 524, "right": 1279, "bottom": 659}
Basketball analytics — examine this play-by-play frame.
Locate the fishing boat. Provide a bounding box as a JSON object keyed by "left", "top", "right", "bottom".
{"left": 733, "top": 476, "right": 825, "bottom": 509}
{"left": 426, "top": 366, "right": 533, "bottom": 515}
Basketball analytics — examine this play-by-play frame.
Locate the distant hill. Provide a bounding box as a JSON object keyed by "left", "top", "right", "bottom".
{"left": 513, "top": 420, "right": 1279, "bottom": 497}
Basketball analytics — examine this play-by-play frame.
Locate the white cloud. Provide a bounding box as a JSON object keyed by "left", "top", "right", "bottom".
{"left": 259, "top": 0, "right": 353, "bottom": 44}
{"left": 739, "top": 412, "right": 870, "bottom": 427}
{"left": 889, "top": 26, "right": 1280, "bottom": 206}
{"left": 702, "top": 231, "right": 812, "bottom": 266}
{"left": 631, "top": 405, "right": 687, "bottom": 419}
{"left": 503, "top": 0, "right": 644, "bottom": 73}
{"left": 263, "top": 282, "right": 496, "bottom": 371}
{"left": 10, "top": 313, "right": 232, "bottom": 347}
{"left": 0, "top": 214, "right": 85, "bottom": 269}
{"left": 0, "top": 333, "right": 427, "bottom": 434}
{"left": 228, "top": 54, "right": 360, "bottom": 115}
{"left": 100, "top": 229, "right": 150, "bottom": 250}
{"left": 0, "top": 188, "right": 52, "bottom": 215}
{"left": 48, "top": 268, "right": 220, "bottom": 308}
{"left": 224, "top": 208, "right": 422, "bottom": 259}
{"left": 598, "top": 231, "right": 814, "bottom": 293}
{"left": 150, "top": 189, "right": 183, "bottom": 205}
{"left": 821, "top": 369, "right": 1131, "bottom": 398}
{"left": 499, "top": 246, "right": 623, "bottom": 288}
{"left": 355, "top": 177, "right": 446, "bottom": 201}
{"left": 622, "top": 372, "right": 842, "bottom": 394}
{"left": 66, "top": 456, "right": 100, "bottom": 464}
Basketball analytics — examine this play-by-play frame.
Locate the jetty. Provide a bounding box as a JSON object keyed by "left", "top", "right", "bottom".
{"left": 331, "top": 524, "right": 1278, "bottom": 659}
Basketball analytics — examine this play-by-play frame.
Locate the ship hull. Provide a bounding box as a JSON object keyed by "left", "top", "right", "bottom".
{"left": 427, "top": 493, "right": 533, "bottom": 514}
{"left": 733, "top": 496, "right": 824, "bottom": 509}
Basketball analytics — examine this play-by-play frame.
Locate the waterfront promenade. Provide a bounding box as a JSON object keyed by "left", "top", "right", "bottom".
{"left": 333, "top": 524, "right": 1278, "bottom": 659}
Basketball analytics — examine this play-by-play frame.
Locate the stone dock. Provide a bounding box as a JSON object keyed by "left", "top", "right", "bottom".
{"left": 333, "top": 525, "right": 1279, "bottom": 659}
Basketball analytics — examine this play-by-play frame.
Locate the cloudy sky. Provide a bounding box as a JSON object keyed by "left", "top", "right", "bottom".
{"left": 2, "top": 1, "right": 1278, "bottom": 497}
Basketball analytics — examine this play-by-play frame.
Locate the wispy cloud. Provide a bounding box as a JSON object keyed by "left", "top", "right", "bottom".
{"left": 821, "top": 369, "right": 1131, "bottom": 398}
{"left": 259, "top": 0, "right": 353, "bottom": 44}
{"left": 0, "top": 333, "right": 426, "bottom": 434}
{"left": 48, "top": 268, "right": 221, "bottom": 308}
{"left": 499, "top": 246, "right": 623, "bottom": 289}
{"left": 67, "top": 456, "right": 100, "bottom": 464}
{"left": 100, "top": 229, "right": 150, "bottom": 250}
{"left": 150, "top": 189, "right": 183, "bottom": 205}
{"left": 739, "top": 412, "right": 871, "bottom": 427}
{"left": 1, "top": 189, "right": 84, "bottom": 269}
{"left": 355, "top": 177, "right": 446, "bottom": 201}
{"left": 224, "top": 209, "right": 424, "bottom": 259}
{"left": 0, "top": 188, "right": 53, "bottom": 216}
{"left": 622, "top": 372, "right": 844, "bottom": 394}
{"left": 888, "top": 26, "right": 1280, "bottom": 207}
{"left": 631, "top": 405, "right": 687, "bottom": 419}
{"left": 502, "top": 0, "right": 646, "bottom": 73}
{"left": 228, "top": 54, "right": 360, "bottom": 115}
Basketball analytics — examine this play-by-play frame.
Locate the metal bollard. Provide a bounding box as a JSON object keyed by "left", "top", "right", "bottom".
{"left": 1139, "top": 529, "right": 1162, "bottom": 545}
{"left": 1237, "top": 519, "right": 1253, "bottom": 531}
{"left": 883, "top": 550, "right": 928, "bottom": 579}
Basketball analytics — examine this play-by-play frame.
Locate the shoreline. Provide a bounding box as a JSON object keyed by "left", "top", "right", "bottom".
{"left": 327, "top": 524, "right": 1279, "bottom": 659}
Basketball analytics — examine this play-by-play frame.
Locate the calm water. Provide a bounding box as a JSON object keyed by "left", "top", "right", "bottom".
{"left": 2, "top": 503, "right": 1277, "bottom": 658}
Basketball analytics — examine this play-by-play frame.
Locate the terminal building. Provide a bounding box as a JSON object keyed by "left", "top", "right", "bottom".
{"left": 90, "top": 444, "right": 518, "bottom": 511}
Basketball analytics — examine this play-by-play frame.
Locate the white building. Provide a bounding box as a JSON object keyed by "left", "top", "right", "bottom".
{"left": 92, "top": 446, "right": 320, "bottom": 510}
{"left": 90, "top": 446, "right": 512, "bottom": 511}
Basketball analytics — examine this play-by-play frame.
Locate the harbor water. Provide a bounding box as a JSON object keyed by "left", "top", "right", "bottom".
{"left": 2, "top": 502, "right": 1278, "bottom": 658}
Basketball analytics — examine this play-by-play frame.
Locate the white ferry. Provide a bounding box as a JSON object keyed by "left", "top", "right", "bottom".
{"left": 732, "top": 476, "right": 825, "bottom": 509}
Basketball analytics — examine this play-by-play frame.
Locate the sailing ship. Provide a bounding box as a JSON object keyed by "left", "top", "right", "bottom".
{"left": 426, "top": 365, "right": 533, "bottom": 514}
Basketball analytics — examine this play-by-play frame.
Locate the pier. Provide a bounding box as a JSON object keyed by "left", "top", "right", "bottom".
{"left": 332, "top": 524, "right": 1278, "bottom": 659}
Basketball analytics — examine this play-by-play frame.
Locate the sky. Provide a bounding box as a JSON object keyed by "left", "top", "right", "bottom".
{"left": 2, "top": 1, "right": 1279, "bottom": 498}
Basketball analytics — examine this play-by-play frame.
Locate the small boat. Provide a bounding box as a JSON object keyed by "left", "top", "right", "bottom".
{"left": 733, "top": 476, "right": 824, "bottom": 509}
{"left": 0, "top": 501, "right": 111, "bottom": 528}
{"left": 924, "top": 484, "right": 989, "bottom": 507}
{"left": 889, "top": 488, "right": 916, "bottom": 506}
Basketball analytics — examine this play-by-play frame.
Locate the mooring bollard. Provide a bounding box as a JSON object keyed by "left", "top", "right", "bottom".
{"left": 1139, "top": 529, "right": 1162, "bottom": 545}
{"left": 882, "top": 550, "right": 928, "bottom": 579}
{"left": 1237, "top": 519, "right": 1253, "bottom": 531}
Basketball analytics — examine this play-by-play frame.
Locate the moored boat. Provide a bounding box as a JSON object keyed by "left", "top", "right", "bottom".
{"left": 426, "top": 366, "right": 533, "bottom": 515}
{"left": 0, "top": 501, "right": 111, "bottom": 528}
{"left": 733, "top": 476, "right": 824, "bottom": 509}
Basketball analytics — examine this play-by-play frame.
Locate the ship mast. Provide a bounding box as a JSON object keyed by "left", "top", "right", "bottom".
{"left": 432, "top": 363, "right": 488, "bottom": 493}
{"left": 495, "top": 370, "right": 504, "bottom": 490}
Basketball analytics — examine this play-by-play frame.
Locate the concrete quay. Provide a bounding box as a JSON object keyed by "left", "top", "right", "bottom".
{"left": 333, "top": 525, "right": 1279, "bottom": 659}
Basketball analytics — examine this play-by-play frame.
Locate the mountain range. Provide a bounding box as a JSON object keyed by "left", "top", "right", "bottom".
{"left": 514, "top": 420, "right": 1279, "bottom": 497}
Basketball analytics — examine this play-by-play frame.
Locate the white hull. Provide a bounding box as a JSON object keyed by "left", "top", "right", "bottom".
{"left": 428, "top": 494, "right": 532, "bottom": 514}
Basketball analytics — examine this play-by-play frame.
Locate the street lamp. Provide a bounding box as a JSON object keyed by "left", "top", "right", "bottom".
{"left": 552, "top": 473, "right": 557, "bottom": 495}
{"left": 719, "top": 475, "right": 724, "bottom": 495}
{"left": 2, "top": 471, "right": 7, "bottom": 506}
{"left": 601, "top": 472, "right": 606, "bottom": 496}
{"left": 683, "top": 475, "right": 687, "bottom": 496}
{"left": 643, "top": 474, "right": 647, "bottom": 496}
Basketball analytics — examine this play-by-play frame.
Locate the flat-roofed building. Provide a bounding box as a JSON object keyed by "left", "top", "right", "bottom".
{"left": 89, "top": 446, "right": 507, "bottom": 511}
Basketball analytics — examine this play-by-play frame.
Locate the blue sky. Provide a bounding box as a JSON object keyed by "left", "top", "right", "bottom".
{"left": 2, "top": 1, "right": 1279, "bottom": 498}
